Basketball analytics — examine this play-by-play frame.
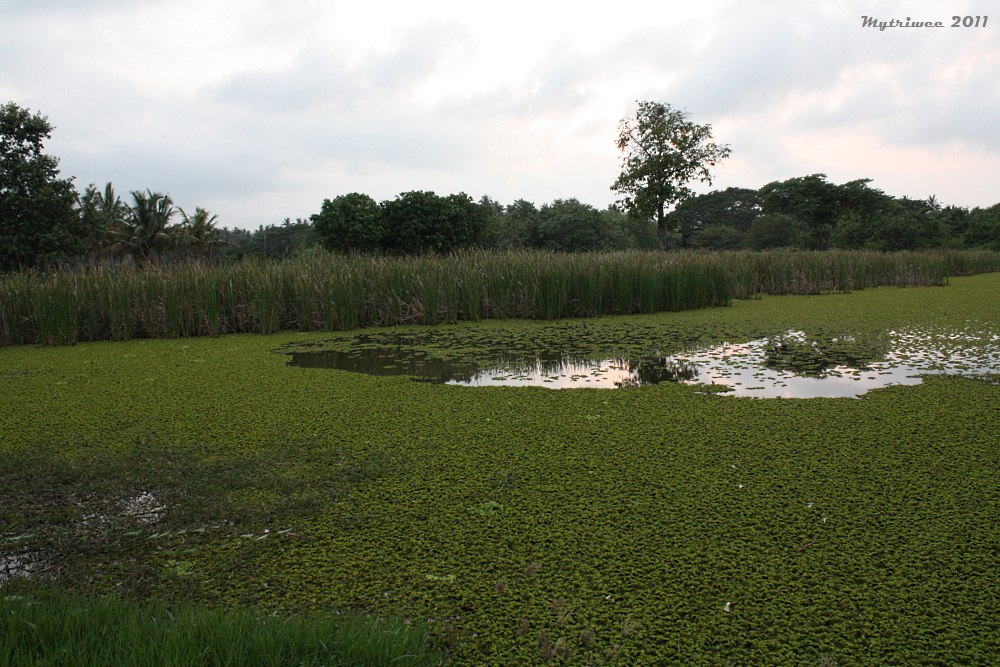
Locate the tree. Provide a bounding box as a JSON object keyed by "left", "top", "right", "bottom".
{"left": 694, "top": 224, "right": 746, "bottom": 249}
{"left": 759, "top": 174, "right": 840, "bottom": 249}
{"left": 964, "top": 204, "right": 1000, "bottom": 249}
{"left": 311, "top": 192, "right": 383, "bottom": 252}
{"left": 504, "top": 199, "right": 543, "bottom": 249}
{"left": 255, "top": 218, "right": 318, "bottom": 259}
{"left": 536, "top": 198, "right": 607, "bottom": 252}
{"left": 381, "top": 191, "right": 487, "bottom": 254}
{"left": 865, "top": 208, "right": 930, "bottom": 251}
{"left": 611, "top": 101, "right": 731, "bottom": 250}
{"left": 668, "top": 187, "right": 762, "bottom": 247}
{"left": 115, "top": 190, "right": 177, "bottom": 263}
{"left": 178, "top": 206, "right": 224, "bottom": 257}
{"left": 934, "top": 205, "right": 972, "bottom": 245}
{"left": 0, "top": 102, "right": 80, "bottom": 271}
{"left": 746, "top": 213, "right": 809, "bottom": 250}
{"left": 78, "top": 181, "right": 129, "bottom": 254}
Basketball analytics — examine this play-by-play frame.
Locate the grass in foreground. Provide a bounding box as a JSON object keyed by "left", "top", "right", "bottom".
{"left": 0, "top": 585, "right": 441, "bottom": 667}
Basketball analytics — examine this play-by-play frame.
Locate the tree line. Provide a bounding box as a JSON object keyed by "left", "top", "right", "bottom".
{"left": 2, "top": 100, "right": 998, "bottom": 273}
{"left": 669, "top": 177, "right": 1000, "bottom": 251}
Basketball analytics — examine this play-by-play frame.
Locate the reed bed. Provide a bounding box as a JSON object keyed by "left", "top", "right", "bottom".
{"left": 2, "top": 249, "right": 998, "bottom": 346}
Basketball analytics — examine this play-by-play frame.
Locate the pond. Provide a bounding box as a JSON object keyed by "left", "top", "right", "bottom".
{"left": 282, "top": 326, "right": 1000, "bottom": 398}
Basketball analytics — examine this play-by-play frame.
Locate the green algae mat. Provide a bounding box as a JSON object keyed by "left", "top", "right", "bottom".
{"left": 2, "top": 274, "right": 999, "bottom": 665}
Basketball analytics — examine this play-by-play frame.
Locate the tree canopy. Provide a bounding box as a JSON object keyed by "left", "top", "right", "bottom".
{"left": 611, "top": 101, "right": 731, "bottom": 250}
{"left": 0, "top": 102, "right": 80, "bottom": 271}
{"left": 312, "top": 193, "right": 383, "bottom": 253}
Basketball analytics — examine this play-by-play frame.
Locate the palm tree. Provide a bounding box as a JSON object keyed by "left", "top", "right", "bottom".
{"left": 178, "top": 207, "right": 223, "bottom": 257}
{"left": 117, "top": 190, "right": 177, "bottom": 263}
{"left": 79, "top": 182, "right": 130, "bottom": 254}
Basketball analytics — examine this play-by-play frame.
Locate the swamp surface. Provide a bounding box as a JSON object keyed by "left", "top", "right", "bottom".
{"left": 2, "top": 274, "right": 999, "bottom": 665}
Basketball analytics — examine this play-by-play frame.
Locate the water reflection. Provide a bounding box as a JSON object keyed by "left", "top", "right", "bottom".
{"left": 289, "top": 347, "right": 697, "bottom": 388}
{"left": 283, "top": 327, "right": 1000, "bottom": 398}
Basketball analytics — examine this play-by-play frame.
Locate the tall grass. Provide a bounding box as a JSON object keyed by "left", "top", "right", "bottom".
{"left": 0, "top": 586, "right": 441, "bottom": 666}
{"left": 2, "top": 249, "right": 998, "bottom": 346}
{"left": 714, "top": 249, "right": 971, "bottom": 299}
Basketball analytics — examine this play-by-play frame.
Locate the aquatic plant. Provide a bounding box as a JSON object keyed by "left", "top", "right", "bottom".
{"left": 2, "top": 249, "right": 997, "bottom": 346}
{"left": 2, "top": 274, "right": 999, "bottom": 664}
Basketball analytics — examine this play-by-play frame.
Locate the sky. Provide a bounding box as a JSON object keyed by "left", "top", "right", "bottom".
{"left": 2, "top": 0, "right": 997, "bottom": 230}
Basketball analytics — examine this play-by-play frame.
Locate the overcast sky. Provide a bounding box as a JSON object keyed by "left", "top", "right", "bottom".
{"left": 2, "top": 0, "right": 997, "bottom": 230}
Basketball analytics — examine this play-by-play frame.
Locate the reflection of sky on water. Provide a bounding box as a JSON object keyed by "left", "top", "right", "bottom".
{"left": 286, "top": 327, "right": 1000, "bottom": 398}
{"left": 635, "top": 329, "right": 1000, "bottom": 398}
{"left": 666, "top": 340, "right": 918, "bottom": 398}
{"left": 449, "top": 359, "right": 643, "bottom": 389}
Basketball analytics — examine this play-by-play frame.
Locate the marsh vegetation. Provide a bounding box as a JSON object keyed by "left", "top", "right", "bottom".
{"left": 3, "top": 248, "right": 999, "bottom": 346}
{"left": 2, "top": 273, "right": 998, "bottom": 664}
{"left": 283, "top": 324, "right": 1000, "bottom": 397}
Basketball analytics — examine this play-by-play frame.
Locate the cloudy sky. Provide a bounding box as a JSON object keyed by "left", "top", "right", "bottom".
{"left": 2, "top": 0, "right": 997, "bottom": 230}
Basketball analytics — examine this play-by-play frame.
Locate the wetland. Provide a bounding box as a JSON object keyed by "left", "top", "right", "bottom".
{"left": 283, "top": 325, "right": 1000, "bottom": 397}
{"left": 2, "top": 272, "right": 999, "bottom": 665}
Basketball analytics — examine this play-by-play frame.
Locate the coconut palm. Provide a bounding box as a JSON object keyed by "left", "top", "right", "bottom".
{"left": 79, "top": 182, "right": 130, "bottom": 254}
{"left": 116, "top": 190, "right": 177, "bottom": 263}
{"left": 178, "top": 207, "right": 224, "bottom": 257}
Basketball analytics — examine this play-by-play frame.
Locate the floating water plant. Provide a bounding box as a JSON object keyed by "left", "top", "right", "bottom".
{"left": 2, "top": 273, "right": 998, "bottom": 665}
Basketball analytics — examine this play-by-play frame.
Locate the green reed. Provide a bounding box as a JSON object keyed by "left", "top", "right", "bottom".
{"left": 2, "top": 249, "right": 998, "bottom": 346}
{"left": 0, "top": 585, "right": 440, "bottom": 667}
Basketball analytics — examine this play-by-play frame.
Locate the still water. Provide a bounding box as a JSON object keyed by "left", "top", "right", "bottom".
{"left": 285, "top": 328, "right": 999, "bottom": 398}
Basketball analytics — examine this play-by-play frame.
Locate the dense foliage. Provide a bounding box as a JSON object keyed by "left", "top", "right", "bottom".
{"left": 672, "top": 176, "right": 1000, "bottom": 252}
{"left": 3, "top": 249, "right": 999, "bottom": 346}
{"left": 0, "top": 102, "right": 80, "bottom": 271}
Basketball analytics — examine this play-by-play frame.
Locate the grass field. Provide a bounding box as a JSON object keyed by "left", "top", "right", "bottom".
{"left": 2, "top": 272, "right": 998, "bottom": 665}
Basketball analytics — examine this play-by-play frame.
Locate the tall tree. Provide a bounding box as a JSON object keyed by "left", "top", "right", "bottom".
{"left": 178, "top": 206, "right": 223, "bottom": 257}
{"left": 0, "top": 102, "right": 80, "bottom": 271}
{"left": 611, "top": 101, "right": 731, "bottom": 250}
{"left": 116, "top": 190, "right": 177, "bottom": 263}
{"left": 78, "top": 181, "right": 129, "bottom": 254}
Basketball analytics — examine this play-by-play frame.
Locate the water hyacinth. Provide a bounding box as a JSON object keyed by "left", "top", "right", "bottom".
{"left": 2, "top": 273, "right": 998, "bottom": 664}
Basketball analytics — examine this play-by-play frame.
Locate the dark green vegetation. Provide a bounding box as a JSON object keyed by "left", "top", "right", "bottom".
{"left": 672, "top": 177, "right": 1000, "bottom": 252}
{"left": 311, "top": 177, "right": 1000, "bottom": 257}
{"left": 0, "top": 102, "right": 79, "bottom": 272}
{"left": 0, "top": 586, "right": 438, "bottom": 666}
{"left": 2, "top": 274, "right": 998, "bottom": 664}
{"left": 5, "top": 248, "right": 1000, "bottom": 347}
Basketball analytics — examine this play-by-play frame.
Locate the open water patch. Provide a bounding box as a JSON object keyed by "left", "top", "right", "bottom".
{"left": 282, "top": 326, "right": 1000, "bottom": 398}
